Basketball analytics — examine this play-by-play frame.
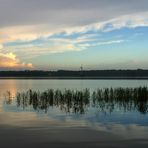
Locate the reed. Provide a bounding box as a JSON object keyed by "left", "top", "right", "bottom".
{"left": 15, "top": 88, "right": 90, "bottom": 114}
{"left": 92, "top": 87, "right": 148, "bottom": 114}
{"left": 5, "top": 87, "right": 148, "bottom": 114}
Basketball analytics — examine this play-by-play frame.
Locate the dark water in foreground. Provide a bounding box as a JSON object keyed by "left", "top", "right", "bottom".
{"left": 0, "top": 79, "right": 148, "bottom": 147}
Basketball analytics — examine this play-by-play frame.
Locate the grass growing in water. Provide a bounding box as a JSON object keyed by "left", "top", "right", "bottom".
{"left": 16, "top": 89, "right": 90, "bottom": 114}
{"left": 5, "top": 87, "right": 148, "bottom": 114}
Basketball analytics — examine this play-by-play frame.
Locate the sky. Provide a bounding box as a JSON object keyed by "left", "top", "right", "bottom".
{"left": 0, "top": 0, "right": 148, "bottom": 70}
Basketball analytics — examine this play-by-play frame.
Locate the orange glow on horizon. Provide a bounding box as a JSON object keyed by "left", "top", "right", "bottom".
{"left": 0, "top": 53, "right": 33, "bottom": 69}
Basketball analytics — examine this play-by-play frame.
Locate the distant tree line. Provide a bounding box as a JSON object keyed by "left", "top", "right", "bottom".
{"left": 0, "top": 70, "right": 49, "bottom": 77}
{"left": 0, "top": 69, "right": 148, "bottom": 78}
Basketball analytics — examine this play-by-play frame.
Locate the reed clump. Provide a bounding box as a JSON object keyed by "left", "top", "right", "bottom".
{"left": 16, "top": 88, "right": 90, "bottom": 114}
{"left": 5, "top": 87, "right": 148, "bottom": 114}
{"left": 92, "top": 87, "right": 148, "bottom": 114}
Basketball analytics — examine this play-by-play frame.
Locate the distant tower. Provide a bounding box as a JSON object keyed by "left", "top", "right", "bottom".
{"left": 80, "top": 65, "right": 83, "bottom": 71}
{"left": 80, "top": 65, "right": 83, "bottom": 76}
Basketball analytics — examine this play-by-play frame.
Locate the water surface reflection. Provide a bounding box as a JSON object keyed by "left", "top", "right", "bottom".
{"left": 5, "top": 87, "right": 148, "bottom": 115}
{"left": 1, "top": 83, "right": 148, "bottom": 147}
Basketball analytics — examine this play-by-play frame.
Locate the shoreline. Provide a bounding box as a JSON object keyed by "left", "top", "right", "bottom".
{"left": 0, "top": 77, "right": 148, "bottom": 80}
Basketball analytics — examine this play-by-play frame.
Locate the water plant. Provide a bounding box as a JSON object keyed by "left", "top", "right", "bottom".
{"left": 5, "top": 87, "right": 148, "bottom": 114}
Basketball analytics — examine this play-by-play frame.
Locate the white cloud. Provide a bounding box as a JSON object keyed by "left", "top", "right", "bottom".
{"left": 0, "top": 52, "right": 33, "bottom": 69}
{"left": 102, "top": 12, "right": 148, "bottom": 32}
{"left": 1, "top": 11, "right": 148, "bottom": 44}
{"left": 78, "top": 40, "right": 126, "bottom": 49}
{"left": 0, "top": 11, "right": 147, "bottom": 61}
{"left": 94, "top": 40, "right": 126, "bottom": 46}
{"left": 0, "top": 44, "right": 3, "bottom": 49}
{"left": 63, "top": 11, "right": 148, "bottom": 34}
{"left": 3, "top": 43, "right": 84, "bottom": 59}
{"left": 3, "top": 37, "right": 126, "bottom": 58}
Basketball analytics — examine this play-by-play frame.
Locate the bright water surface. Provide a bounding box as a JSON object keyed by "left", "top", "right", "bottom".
{"left": 0, "top": 79, "right": 148, "bottom": 140}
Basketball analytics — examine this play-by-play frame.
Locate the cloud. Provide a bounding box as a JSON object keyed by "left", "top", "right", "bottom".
{"left": 102, "top": 12, "right": 148, "bottom": 32}
{"left": 0, "top": 0, "right": 148, "bottom": 28}
{"left": 1, "top": 11, "right": 148, "bottom": 44}
{"left": 3, "top": 11, "right": 148, "bottom": 58}
{"left": 62, "top": 11, "right": 148, "bottom": 35}
{"left": 0, "top": 0, "right": 148, "bottom": 70}
{"left": 0, "top": 10, "right": 148, "bottom": 62}
{"left": 3, "top": 41, "right": 84, "bottom": 59}
{"left": 0, "top": 44, "right": 3, "bottom": 49}
{"left": 79, "top": 40, "right": 126, "bottom": 48}
{"left": 0, "top": 53, "right": 33, "bottom": 69}
{"left": 94, "top": 40, "right": 126, "bottom": 46}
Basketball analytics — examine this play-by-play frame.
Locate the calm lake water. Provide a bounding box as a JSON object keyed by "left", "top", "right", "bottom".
{"left": 0, "top": 79, "right": 148, "bottom": 147}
